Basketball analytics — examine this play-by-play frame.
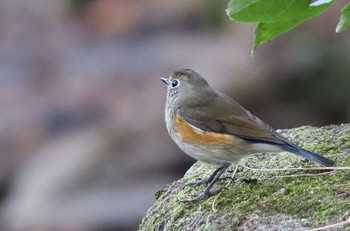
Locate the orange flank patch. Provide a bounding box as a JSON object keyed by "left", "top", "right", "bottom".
{"left": 175, "top": 114, "right": 234, "bottom": 144}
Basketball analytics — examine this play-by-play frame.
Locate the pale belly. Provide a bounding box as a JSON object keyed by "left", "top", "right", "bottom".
{"left": 173, "top": 137, "right": 248, "bottom": 165}
{"left": 174, "top": 135, "right": 283, "bottom": 165}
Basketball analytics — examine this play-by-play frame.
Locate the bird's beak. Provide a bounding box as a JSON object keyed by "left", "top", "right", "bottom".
{"left": 161, "top": 77, "right": 169, "bottom": 85}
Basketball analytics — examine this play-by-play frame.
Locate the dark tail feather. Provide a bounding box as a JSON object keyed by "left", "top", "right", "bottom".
{"left": 282, "top": 145, "right": 335, "bottom": 167}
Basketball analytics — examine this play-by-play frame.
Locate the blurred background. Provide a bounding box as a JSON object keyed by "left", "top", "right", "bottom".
{"left": 0, "top": 0, "right": 349, "bottom": 230}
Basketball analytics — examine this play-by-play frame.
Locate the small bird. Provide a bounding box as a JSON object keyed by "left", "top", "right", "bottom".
{"left": 161, "top": 68, "right": 334, "bottom": 202}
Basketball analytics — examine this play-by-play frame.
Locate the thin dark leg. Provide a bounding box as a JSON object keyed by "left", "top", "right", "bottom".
{"left": 184, "top": 166, "right": 224, "bottom": 187}
{"left": 182, "top": 164, "right": 230, "bottom": 202}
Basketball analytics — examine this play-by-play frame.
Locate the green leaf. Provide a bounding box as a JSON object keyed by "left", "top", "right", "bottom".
{"left": 228, "top": 0, "right": 322, "bottom": 23}
{"left": 226, "top": 0, "right": 334, "bottom": 53}
{"left": 336, "top": 3, "right": 350, "bottom": 33}
{"left": 225, "top": 0, "right": 260, "bottom": 16}
{"left": 253, "top": 18, "right": 304, "bottom": 53}
{"left": 253, "top": 3, "right": 331, "bottom": 52}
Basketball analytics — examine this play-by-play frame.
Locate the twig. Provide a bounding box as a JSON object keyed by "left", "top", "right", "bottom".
{"left": 333, "top": 183, "right": 350, "bottom": 187}
{"left": 308, "top": 217, "right": 350, "bottom": 231}
{"left": 211, "top": 164, "right": 239, "bottom": 212}
{"left": 273, "top": 170, "right": 339, "bottom": 178}
{"left": 239, "top": 164, "right": 350, "bottom": 172}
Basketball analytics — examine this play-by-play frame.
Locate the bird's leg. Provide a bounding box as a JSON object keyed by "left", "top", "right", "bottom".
{"left": 184, "top": 165, "right": 224, "bottom": 187}
{"left": 181, "top": 164, "right": 230, "bottom": 202}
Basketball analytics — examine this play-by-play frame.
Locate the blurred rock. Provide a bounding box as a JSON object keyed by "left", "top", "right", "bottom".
{"left": 2, "top": 124, "right": 184, "bottom": 230}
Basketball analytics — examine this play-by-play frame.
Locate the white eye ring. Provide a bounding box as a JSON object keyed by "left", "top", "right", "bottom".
{"left": 171, "top": 79, "right": 179, "bottom": 88}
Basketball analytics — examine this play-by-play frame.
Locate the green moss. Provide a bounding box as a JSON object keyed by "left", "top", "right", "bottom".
{"left": 338, "top": 134, "right": 350, "bottom": 144}
{"left": 139, "top": 124, "right": 350, "bottom": 230}
{"left": 154, "top": 189, "right": 166, "bottom": 200}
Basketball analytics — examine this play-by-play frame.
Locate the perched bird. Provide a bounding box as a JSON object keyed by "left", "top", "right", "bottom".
{"left": 161, "top": 68, "right": 334, "bottom": 202}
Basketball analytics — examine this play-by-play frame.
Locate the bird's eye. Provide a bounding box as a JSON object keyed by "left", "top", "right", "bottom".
{"left": 171, "top": 80, "right": 179, "bottom": 88}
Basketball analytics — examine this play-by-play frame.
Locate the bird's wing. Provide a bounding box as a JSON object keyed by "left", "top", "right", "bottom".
{"left": 177, "top": 97, "right": 286, "bottom": 145}
{"left": 218, "top": 116, "right": 285, "bottom": 145}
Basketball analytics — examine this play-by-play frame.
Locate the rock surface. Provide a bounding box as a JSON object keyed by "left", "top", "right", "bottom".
{"left": 139, "top": 124, "right": 350, "bottom": 230}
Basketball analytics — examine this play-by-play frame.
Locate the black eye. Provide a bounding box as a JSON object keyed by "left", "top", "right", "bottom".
{"left": 171, "top": 80, "right": 179, "bottom": 88}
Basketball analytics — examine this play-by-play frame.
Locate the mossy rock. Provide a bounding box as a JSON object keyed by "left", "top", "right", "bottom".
{"left": 139, "top": 124, "right": 350, "bottom": 231}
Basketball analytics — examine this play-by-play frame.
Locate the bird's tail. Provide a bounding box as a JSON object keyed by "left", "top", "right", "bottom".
{"left": 282, "top": 145, "right": 335, "bottom": 167}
